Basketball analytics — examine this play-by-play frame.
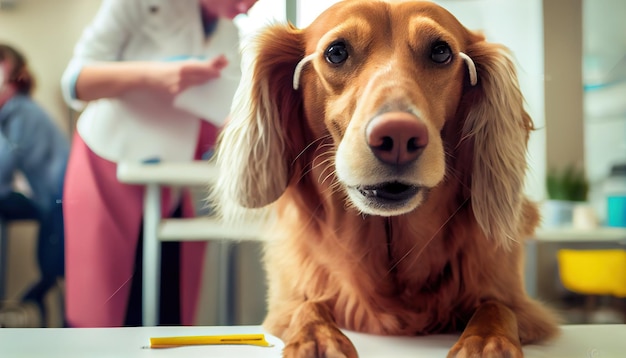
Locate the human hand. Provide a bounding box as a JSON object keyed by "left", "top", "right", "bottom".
{"left": 147, "top": 55, "right": 229, "bottom": 97}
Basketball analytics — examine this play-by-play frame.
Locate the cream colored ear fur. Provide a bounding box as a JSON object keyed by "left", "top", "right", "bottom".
{"left": 210, "top": 24, "right": 303, "bottom": 222}
{"left": 463, "top": 43, "right": 533, "bottom": 247}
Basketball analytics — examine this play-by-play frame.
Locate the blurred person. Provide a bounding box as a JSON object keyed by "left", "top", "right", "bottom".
{"left": 61, "top": 0, "right": 257, "bottom": 327}
{"left": 0, "top": 43, "right": 69, "bottom": 327}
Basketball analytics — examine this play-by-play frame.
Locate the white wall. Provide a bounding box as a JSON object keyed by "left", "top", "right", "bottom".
{"left": 0, "top": 0, "right": 102, "bottom": 135}
{"left": 236, "top": 0, "right": 286, "bottom": 44}
{"left": 582, "top": 0, "right": 626, "bottom": 221}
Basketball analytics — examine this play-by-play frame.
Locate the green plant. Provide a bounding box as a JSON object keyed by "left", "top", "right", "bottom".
{"left": 546, "top": 165, "right": 589, "bottom": 201}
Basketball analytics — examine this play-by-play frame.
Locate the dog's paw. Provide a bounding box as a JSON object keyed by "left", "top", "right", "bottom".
{"left": 447, "top": 335, "right": 523, "bottom": 358}
{"left": 282, "top": 323, "right": 358, "bottom": 358}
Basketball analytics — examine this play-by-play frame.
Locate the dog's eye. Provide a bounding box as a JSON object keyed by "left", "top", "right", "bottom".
{"left": 325, "top": 41, "right": 349, "bottom": 65}
{"left": 430, "top": 42, "right": 452, "bottom": 64}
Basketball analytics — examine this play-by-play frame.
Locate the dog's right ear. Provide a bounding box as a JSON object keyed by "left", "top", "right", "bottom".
{"left": 212, "top": 23, "right": 305, "bottom": 214}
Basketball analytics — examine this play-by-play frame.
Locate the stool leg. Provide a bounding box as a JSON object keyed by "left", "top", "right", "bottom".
{"left": 216, "top": 241, "right": 233, "bottom": 326}
{"left": 143, "top": 184, "right": 162, "bottom": 326}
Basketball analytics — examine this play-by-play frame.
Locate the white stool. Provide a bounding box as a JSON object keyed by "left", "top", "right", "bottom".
{"left": 117, "top": 161, "right": 263, "bottom": 326}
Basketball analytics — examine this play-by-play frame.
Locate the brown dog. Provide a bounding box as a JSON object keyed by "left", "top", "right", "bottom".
{"left": 212, "top": 1, "right": 560, "bottom": 357}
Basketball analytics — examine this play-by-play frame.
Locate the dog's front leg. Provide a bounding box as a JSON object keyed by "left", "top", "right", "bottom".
{"left": 447, "top": 301, "right": 523, "bottom": 358}
{"left": 282, "top": 301, "right": 358, "bottom": 358}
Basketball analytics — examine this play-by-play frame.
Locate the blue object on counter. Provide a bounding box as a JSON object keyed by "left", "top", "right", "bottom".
{"left": 142, "top": 157, "right": 161, "bottom": 164}
{"left": 606, "top": 163, "right": 626, "bottom": 227}
{"left": 607, "top": 196, "right": 626, "bottom": 227}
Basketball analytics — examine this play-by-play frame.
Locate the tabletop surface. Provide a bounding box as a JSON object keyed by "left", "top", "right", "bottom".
{"left": 0, "top": 324, "right": 624, "bottom": 358}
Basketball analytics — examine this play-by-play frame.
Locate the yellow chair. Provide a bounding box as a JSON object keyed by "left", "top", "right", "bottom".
{"left": 557, "top": 249, "right": 626, "bottom": 323}
{"left": 557, "top": 249, "right": 626, "bottom": 298}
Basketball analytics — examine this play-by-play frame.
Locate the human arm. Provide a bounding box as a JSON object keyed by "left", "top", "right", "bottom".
{"left": 74, "top": 56, "right": 228, "bottom": 101}
{"left": 61, "top": 0, "right": 229, "bottom": 108}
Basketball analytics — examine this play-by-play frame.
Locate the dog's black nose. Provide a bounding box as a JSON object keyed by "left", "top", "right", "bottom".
{"left": 366, "top": 112, "right": 428, "bottom": 166}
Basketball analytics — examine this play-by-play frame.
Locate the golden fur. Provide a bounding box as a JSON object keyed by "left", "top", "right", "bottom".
{"left": 211, "top": 1, "right": 560, "bottom": 357}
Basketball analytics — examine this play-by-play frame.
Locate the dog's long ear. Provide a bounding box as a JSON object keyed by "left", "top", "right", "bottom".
{"left": 212, "top": 24, "right": 304, "bottom": 216}
{"left": 462, "top": 42, "right": 533, "bottom": 247}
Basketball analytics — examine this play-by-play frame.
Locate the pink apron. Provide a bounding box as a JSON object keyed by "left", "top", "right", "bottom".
{"left": 63, "top": 121, "right": 217, "bottom": 327}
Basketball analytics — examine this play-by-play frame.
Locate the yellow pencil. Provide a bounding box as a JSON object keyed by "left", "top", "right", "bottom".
{"left": 149, "top": 333, "right": 272, "bottom": 348}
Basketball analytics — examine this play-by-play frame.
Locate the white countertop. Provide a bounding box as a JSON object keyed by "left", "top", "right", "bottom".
{"left": 534, "top": 227, "right": 626, "bottom": 243}
{"left": 0, "top": 324, "right": 624, "bottom": 358}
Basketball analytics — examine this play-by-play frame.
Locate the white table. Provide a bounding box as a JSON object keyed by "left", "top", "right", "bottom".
{"left": 116, "top": 161, "right": 262, "bottom": 327}
{"left": 0, "top": 325, "right": 624, "bottom": 357}
{"left": 525, "top": 227, "right": 626, "bottom": 298}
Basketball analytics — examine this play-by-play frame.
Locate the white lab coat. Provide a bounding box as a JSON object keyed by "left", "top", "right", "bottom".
{"left": 61, "top": 0, "right": 242, "bottom": 163}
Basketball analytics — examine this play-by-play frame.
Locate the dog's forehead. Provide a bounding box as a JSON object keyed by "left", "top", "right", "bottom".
{"left": 304, "top": 0, "right": 470, "bottom": 45}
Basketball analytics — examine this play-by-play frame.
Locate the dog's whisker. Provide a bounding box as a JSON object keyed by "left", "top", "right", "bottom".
{"left": 101, "top": 275, "right": 134, "bottom": 307}
{"left": 316, "top": 142, "right": 335, "bottom": 148}
{"left": 444, "top": 166, "right": 470, "bottom": 193}
{"left": 387, "top": 197, "right": 469, "bottom": 274}
{"left": 320, "top": 170, "right": 337, "bottom": 186}
{"left": 296, "top": 151, "right": 336, "bottom": 185}
{"left": 314, "top": 154, "right": 335, "bottom": 167}
{"left": 295, "top": 159, "right": 325, "bottom": 184}
{"left": 291, "top": 135, "right": 332, "bottom": 166}
{"left": 319, "top": 178, "right": 342, "bottom": 198}
{"left": 320, "top": 172, "right": 339, "bottom": 187}
{"left": 318, "top": 161, "right": 337, "bottom": 185}
{"left": 326, "top": 183, "right": 343, "bottom": 199}
{"left": 444, "top": 147, "right": 456, "bottom": 160}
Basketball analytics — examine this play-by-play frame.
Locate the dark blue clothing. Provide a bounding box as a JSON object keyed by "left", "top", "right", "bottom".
{"left": 1, "top": 94, "right": 68, "bottom": 210}
{"left": 0, "top": 94, "right": 69, "bottom": 322}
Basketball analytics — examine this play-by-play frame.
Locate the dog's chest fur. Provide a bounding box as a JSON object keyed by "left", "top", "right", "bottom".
{"left": 271, "top": 180, "right": 499, "bottom": 336}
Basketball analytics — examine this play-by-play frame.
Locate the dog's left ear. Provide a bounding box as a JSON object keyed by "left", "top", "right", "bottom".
{"left": 212, "top": 24, "right": 305, "bottom": 216}
{"left": 461, "top": 41, "right": 533, "bottom": 247}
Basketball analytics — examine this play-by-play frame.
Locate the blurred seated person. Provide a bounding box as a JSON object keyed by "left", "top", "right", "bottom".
{"left": 0, "top": 43, "right": 69, "bottom": 327}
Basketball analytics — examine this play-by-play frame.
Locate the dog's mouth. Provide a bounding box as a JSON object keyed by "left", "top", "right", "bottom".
{"left": 356, "top": 182, "right": 420, "bottom": 202}
{"left": 344, "top": 181, "right": 426, "bottom": 216}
